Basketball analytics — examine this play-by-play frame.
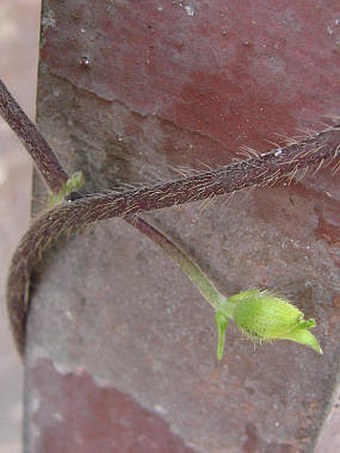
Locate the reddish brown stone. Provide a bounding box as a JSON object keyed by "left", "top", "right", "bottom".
{"left": 29, "top": 359, "right": 194, "bottom": 453}
{"left": 25, "top": 1, "right": 340, "bottom": 451}
{"left": 315, "top": 216, "right": 340, "bottom": 246}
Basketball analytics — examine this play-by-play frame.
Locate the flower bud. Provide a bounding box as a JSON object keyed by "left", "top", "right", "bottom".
{"left": 228, "top": 290, "right": 322, "bottom": 354}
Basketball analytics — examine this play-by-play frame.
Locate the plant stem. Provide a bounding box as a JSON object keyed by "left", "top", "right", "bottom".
{"left": 0, "top": 75, "right": 230, "bottom": 353}
{"left": 0, "top": 74, "right": 228, "bottom": 309}
{"left": 1, "top": 75, "right": 339, "bottom": 356}
{"left": 0, "top": 78, "right": 68, "bottom": 192}
{"left": 126, "top": 216, "right": 226, "bottom": 309}
{"left": 6, "top": 124, "right": 339, "bottom": 355}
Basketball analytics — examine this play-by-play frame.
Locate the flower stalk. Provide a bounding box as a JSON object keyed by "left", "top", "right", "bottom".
{"left": 126, "top": 216, "right": 227, "bottom": 310}
{"left": 128, "top": 219, "right": 323, "bottom": 359}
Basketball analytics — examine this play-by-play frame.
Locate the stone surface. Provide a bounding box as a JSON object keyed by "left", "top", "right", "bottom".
{"left": 25, "top": 1, "right": 339, "bottom": 452}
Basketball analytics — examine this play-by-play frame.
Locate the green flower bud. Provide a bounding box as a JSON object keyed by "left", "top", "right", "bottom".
{"left": 228, "top": 290, "right": 322, "bottom": 354}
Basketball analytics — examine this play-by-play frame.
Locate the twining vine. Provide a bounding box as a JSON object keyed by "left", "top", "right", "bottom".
{"left": 0, "top": 78, "right": 339, "bottom": 358}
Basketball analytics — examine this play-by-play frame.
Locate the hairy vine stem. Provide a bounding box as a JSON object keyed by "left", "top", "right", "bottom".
{"left": 6, "top": 124, "right": 339, "bottom": 356}
{"left": 1, "top": 67, "right": 339, "bottom": 357}
{"left": 0, "top": 79, "right": 68, "bottom": 192}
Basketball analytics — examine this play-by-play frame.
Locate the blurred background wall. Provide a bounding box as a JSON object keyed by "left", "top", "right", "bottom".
{"left": 0, "top": 1, "right": 40, "bottom": 451}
